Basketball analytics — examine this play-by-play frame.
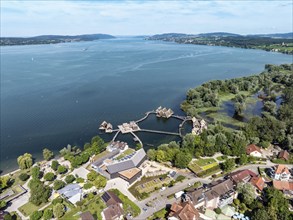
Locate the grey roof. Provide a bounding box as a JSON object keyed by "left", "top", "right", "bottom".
{"left": 107, "top": 149, "right": 146, "bottom": 174}
{"left": 58, "top": 183, "right": 82, "bottom": 199}
{"left": 92, "top": 150, "right": 120, "bottom": 167}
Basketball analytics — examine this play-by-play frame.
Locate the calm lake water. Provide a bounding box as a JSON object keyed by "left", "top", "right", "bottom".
{"left": 1, "top": 37, "right": 292, "bottom": 173}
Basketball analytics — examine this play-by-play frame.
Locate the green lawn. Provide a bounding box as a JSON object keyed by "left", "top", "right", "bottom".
{"left": 115, "top": 148, "right": 135, "bottom": 160}
{"left": 216, "top": 156, "right": 228, "bottom": 161}
{"left": 195, "top": 158, "right": 217, "bottom": 166}
{"left": 18, "top": 202, "right": 47, "bottom": 217}
{"left": 136, "top": 177, "right": 172, "bottom": 194}
{"left": 129, "top": 174, "right": 169, "bottom": 200}
{"left": 188, "top": 161, "right": 202, "bottom": 174}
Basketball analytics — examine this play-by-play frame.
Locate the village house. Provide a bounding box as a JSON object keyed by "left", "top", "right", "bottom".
{"left": 156, "top": 106, "right": 174, "bottom": 118}
{"left": 278, "top": 150, "right": 290, "bottom": 161}
{"left": 168, "top": 200, "right": 200, "bottom": 220}
{"left": 273, "top": 180, "right": 293, "bottom": 197}
{"left": 229, "top": 169, "right": 257, "bottom": 184}
{"left": 186, "top": 179, "right": 237, "bottom": 209}
{"left": 246, "top": 144, "right": 262, "bottom": 157}
{"left": 274, "top": 164, "right": 291, "bottom": 181}
{"left": 107, "top": 141, "right": 129, "bottom": 152}
{"left": 250, "top": 176, "right": 265, "bottom": 192}
{"left": 101, "top": 191, "right": 124, "bottom": 220}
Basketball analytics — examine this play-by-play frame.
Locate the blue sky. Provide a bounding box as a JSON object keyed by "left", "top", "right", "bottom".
{"left": 1, "top": 0, "right": 292, "bottom": 37}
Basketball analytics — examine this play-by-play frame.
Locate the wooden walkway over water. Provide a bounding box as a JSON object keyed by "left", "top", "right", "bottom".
{"left": 139, "top": 129, "right": 181, "bottom": 136}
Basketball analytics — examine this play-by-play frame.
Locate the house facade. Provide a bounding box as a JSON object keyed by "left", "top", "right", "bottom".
{"left": 246, "top": 144, "right": 262, "bottom": 157}
{"left": 274, "top": 164, "right": 291, "bottom": 181}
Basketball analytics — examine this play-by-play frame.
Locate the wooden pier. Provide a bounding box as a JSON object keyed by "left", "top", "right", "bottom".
{"left": 139, "top": 129, "right": 181, "bottom": 136}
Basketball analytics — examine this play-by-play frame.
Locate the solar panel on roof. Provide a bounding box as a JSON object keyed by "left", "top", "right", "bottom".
{"left": 101, "top": 192, "right": 111, "bottom": 202}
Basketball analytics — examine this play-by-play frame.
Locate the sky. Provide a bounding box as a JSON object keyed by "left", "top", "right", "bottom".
{"left": 1, "top": 0, "right": 292, "bottom": 37}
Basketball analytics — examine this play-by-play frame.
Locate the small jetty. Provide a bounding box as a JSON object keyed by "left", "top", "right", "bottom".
{"left": 100, "top": 106, "right": 207, "bottom": 147}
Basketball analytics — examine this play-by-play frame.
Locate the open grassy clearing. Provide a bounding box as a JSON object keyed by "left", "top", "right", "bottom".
{"left": 18, "top": 202, "right": 48, "bottom": 217}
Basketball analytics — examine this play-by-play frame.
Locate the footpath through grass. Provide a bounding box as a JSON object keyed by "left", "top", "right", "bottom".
{"left": 18, "top": 202, "right": 47, "bottom": 217}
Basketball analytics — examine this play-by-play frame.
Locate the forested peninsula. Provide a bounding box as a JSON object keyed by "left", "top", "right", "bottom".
{"left": 0, "top": 34, "right": 115, "bottom": 46}
{"left": 146, "top": 64, "right": 293, "bottom": 171}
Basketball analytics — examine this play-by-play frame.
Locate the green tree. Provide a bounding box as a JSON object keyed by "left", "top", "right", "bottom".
{"left": 19, "top": 173, "right": 30, "bottom": 181}
{"left": 17, "top": 153, "right": 33, "bottom": 170}
{"left": 147, "top": 149, "right": 156, "bottom": 161}
{"left": 53, "top": 203, "right": 65, "bottom": 218}
{"left": 53, "top": 180, "right": 65, "bottom": 190}
{"left": 251, "top": 208, "right": 270, "bottom": 220}
{"left": 57, "top": 165, "right": 67, "bottom": 174}
{"left": 44, "top": 172, "right": 55, "bottom": 181}
{"left": 221, "top": 158, "right": 235, "bottom": 172}
{"left": 43, "top": 208, "right": 53, "bottom": 220}
{"left": 51, "top": 160, "right": 59, "bottom": 171}
{"left": 234, "top": 102, "right": 245, "bottom": 116}
{"left": 65, "top": 174, "right": 76, "bottom": 184}
{"left": 93, "top": 175, "right": 107, "bottom": 188}
{"left": 43, "top": 148, "right": 54, "bottom": 161}
{"left": 263, "top": 101, "right": 277, "bottom": 115}
{"left": 237, "top": 182, "right": 256, "bottom": 205}
{"left": 30, "top": 211, "right": 43, "bottom": 220}
{"left": 238, "top": 154, "right": 248, "bottom": 165}
{"left": 31, "top": 166, "right": 41, "bottom": 179}
{"left": 87, "top": 170, "right": 98, "bottom": 181}
{"left": 0, "top": 200, "right": 7, "bottom": 209}
{"left": 0, "top": 176, "right": 11, "bottom": 191}
{"left": 156, "top": 150, "right": 166, "bottom": 162}
{"left": 3, "top": 213, "right": 13, "bottom": 220}
{"left": 29, "top": 179, "right": 51, "bottom": 206}
{"left": 174, "top": 151, "right": 192, "bottom": 168}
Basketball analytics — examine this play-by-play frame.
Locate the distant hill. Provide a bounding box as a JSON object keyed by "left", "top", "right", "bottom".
{"left": 248, "top": 32, "right": 293, "bottom": 39}
{"left": 197, "top": 32, "right": 241, "bottom": 37}
{"left": 0, "top": 34, "right": 115, "bottom": 46}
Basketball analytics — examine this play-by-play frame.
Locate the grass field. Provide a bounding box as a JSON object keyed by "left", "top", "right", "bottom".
{"left": 195, "top": 158, "right": 217, "bottom": 166}
{"left": 136, "top": 177, "right": 172, "bottom": 194}
{"left": 216, "top": 156, "right": 228, "bottom": 161}
{"left": 188, "top": 158, "right": 219, "bottom": 175}
{"left": 18, "top": 202, "right": 47, "bottom": 217}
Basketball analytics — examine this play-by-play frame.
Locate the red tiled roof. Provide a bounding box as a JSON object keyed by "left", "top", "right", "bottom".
{"left": 230, "top": 169, "right": 257, "bottom": 184}
{"left": 273, "top": 180, "right": 293, "bottom": 191}
{"left": 169, "top": 201, "right": 199, "bottom": 220}
{"left": 278, "top": 150, "right": 290, "bottom": 161}
{"left": 250, "top": 176, "right": 265, "bottom": 191}
{"left": 275, "top": 164, "right": 290, "bottom": 175}
{"left": 246, "top": 144, "right": 261, "bottom": 155}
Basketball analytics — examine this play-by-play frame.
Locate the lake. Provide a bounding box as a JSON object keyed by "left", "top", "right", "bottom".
{"left": 1, "top": 37, "right": 292, "bottom": 173}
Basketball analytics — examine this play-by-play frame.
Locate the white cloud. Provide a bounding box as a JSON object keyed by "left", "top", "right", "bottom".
{"left": 0, "top": 0, "right": 292, "bottom": 36}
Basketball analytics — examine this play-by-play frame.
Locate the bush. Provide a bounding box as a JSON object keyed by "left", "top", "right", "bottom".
{"left": 43, "top": 208, "right": 53, "bottom": 220}
{"left": 57, "top": 165, "right": 67, "bottom": 174}
{"left": 197, "top": 165, "right": 221, "bottom": 177}
{"left": 83, "top": 183, "right": 93, "bottom": 190}
{"left": 53, "top": 203, "right": 65, "bottom": 218}
{"left": 214, "top": 208, "right": 221, "bottom": 214}
{"left": 52, "top": 197, "right": 63, "bottom": 205}
{"left": 53, "top": 180, "right": 65, "bottom": 190}
{"left": 175, "top": 175, "right": 186, "bottom": 183}
{"left": 19, "top": 173, "right": 30, "bottom": 181}
{"left": 65, "top": 174, "right": 76, "bottom": 184}
{"left": 51, "top": 160, "right": 59, "bottom": 171}
{"left": 44, "top": 172, "right": 55, "bottom": 181}
{"left": 76, "top": 177, "right": 84, "bottom": 183}
{"left": 30, "top": 210, "right": 43, "bottom": 220}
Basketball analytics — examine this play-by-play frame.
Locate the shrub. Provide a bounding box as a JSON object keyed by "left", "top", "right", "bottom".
{"left": 175, "top": 175, "right": 185, "bottom": 183}
{"left": 57, "top": 165, "right": 67, "bottom": 174}
{"left": 19, "top": 173, "right": 30, "bottom": 181}
{"left": 53, "top": 203, "right": 65, "bottom": 218}
{"left": 52, "top": 197, "right": 63, "bottom": 205}
{"left": 214, "top": 208, "right": 221, "bottom": 214}
{"left": 44, "top": 172, "right": 55, "bottom": 181}
{"left": 83, "top": 182, "right": 93, "bottom": 190}
{"left": 51, "top": 160, "right": 59, "bottom": 171}
{"left": 53, "top": 180, "right": 66, "bottom": 190}
{"left": 30, "top": 210, "right": 43, "bottom": 220}
{"left": 76, "top": 177, "right": 84, "bottom": 183}
{"left": 43, "top": 208, "right": 53, "bottom": 220}
{"left": 65, "top": 174, "right": 76, "bottom": 184}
